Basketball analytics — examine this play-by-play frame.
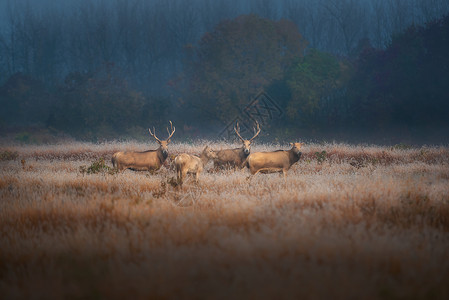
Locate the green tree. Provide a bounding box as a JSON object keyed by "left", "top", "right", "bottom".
{"left": 286, "top": 49, "right": 349, "bottom": 125}
{"left": 348, "top": 14, "right": 449, "bottom": 130}
{"left": 179, "top": 14, "right": 307, "bottom": 124}
{"left": 49, "top": 64, "right": 147, "bottom": 139}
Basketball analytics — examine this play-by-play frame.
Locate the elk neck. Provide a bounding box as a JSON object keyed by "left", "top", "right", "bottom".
{"left": 157, "top": 146, "right": 169, "bottom": 163}
{"left": 288, "top": 148, "right": 302, "bottom": 164}
{"left": 199, "top": 152, "right": 212, "bottom": 166}
{"left": 239, "top": 146, "right": 250, "bottom": 159}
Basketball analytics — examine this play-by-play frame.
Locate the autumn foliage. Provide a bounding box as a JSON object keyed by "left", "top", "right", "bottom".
{"left": 179, "top": 15, "right": 307, "bottom": 123}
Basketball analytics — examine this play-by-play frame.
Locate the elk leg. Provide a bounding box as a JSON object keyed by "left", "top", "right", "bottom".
{"left": 176, "top": 168, "right": 181, "bottom": 183}
{"left": 282, "top": 169, "right": 287, "bottom": 178}
{"left": 182, "top": 169, "right": 188, "bottom": 183}
{"left": 195, "top": 172, "right": 200, "bottom": 183}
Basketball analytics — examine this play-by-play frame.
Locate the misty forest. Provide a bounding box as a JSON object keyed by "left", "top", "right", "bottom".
{"left": 0, "top": 0, "right": 448, "bottom": 143}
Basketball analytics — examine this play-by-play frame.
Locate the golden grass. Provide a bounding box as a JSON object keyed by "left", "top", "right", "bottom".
{"left": 1, "top": 141, "right": 449, "bottom": 299}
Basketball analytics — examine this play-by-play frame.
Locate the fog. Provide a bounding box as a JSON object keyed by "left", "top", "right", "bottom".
{"left": 0, "top": 0, "right": 448, "bottom": 144}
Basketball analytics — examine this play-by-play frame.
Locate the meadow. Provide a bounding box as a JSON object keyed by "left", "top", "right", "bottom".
{"left": 1, "top": 141, "right": 449, "bottom": 299}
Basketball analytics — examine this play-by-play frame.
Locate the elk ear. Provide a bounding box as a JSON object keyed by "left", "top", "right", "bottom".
{"left": 290, "top": 142, "right": 294, "bottom": 147}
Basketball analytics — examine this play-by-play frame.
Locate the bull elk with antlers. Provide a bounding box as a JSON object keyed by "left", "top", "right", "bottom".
{"left": 174, "top": 146, "right": 217, "bottom": 184}
{"left": 213, "top": 121, "right": 261, "bottom": 169}
{"left": 243, "top": 142, "right": 304, "bottom": 177}
{"left": 111, "top": 121, "right": 175, "bottom": 171}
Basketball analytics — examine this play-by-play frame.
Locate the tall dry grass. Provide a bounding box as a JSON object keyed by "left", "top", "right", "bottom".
{"left": 1, "top": 141, "right": 449, "bottom": 299}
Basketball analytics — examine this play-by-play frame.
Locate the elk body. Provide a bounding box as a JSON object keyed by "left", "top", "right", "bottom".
{"left": 214, "top": 122, "right": 260, "bottom": 169}
{"left": 174, "top": 146, "right": 217, "bottom": 183}
{"left": 243, "top": 143, "right": 303, "bottom": 176}
{"left": 112, "top": 122, "right": 175, "bottom": 171}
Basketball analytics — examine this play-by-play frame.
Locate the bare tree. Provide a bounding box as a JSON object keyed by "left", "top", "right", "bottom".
{"left": 385, "top": 0, "right": 412, "bottom": 34}
{"left": 321, "top": 0, "right": 367, "bottom": 55}
{"left": 369, "top": 0, "right": 391, "bottom": 48}
{"left": 249, "top": 0, "right": 279, "bottom": 20}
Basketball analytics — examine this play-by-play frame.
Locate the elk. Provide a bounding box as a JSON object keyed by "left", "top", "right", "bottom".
{"left": 111, "top": 121, "right": 175, "bottom": 171}
{"left": 243, "top": 142, "right": 304, "bottom": 177}
{"left": 174, "top": 146, "right": 218, "bottom": 184}
{"left": 213, "top": 121, "right": 261, "bottom": 169}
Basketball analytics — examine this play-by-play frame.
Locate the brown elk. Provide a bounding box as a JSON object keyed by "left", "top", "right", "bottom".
{"left": 111, "top": 121, "right": 175, "bottom": 171}
{"left": 174, "top": 146, "right": 218, "bottom": 184}
{"left": 213, "top": 121, "right": 261, "bottom": 169}
{"left": 243, "top": 142, "right": 303, "bottom": 177}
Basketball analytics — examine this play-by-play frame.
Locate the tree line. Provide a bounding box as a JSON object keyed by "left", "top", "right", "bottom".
{"left": 1, "top": 0, "right": 448, "bottom": 89}
{"left": 174, "top": 14, "right": 449, "bottom": 143}
{"left": 0, "top": 0, "right": 448, "bottom": 143}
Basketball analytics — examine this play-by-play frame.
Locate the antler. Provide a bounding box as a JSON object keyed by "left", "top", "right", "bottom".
{"left": 234, "top": 122, "right": 245, "bottom": 142}
{"left": 148, "top": 127, "right": 162, "bottom": 143}
{"left": 166, "top": 120, "right": 175, "bottom": 142}
{"left": 249, "top": 121, "right": 261, "bottom": 141}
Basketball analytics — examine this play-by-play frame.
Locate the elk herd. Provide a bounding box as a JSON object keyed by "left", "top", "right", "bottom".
{"left": 112, "top": 121, "right": 304, "bottom": 184}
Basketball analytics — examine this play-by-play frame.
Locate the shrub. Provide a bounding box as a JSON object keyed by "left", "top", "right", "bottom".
{"left": 79, "top": 158, "right": 118, "bottom": 175}
{"left": 15, "top": 132, "right": 33, "bottom": 144}
{"left": 392, "top": 143, "right": 412, "bottom": 150}
{"left": 0, "top": 150, "right": 19, "bottom": 161}
{"left": 315, "top": 150, "right": 327, "bottom": 164}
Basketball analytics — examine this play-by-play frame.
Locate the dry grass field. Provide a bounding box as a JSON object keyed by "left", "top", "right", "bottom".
{"left": 1, "top": 141, "right": 449, "bottom": 299}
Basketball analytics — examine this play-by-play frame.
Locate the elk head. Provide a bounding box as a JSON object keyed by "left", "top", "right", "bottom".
{"left": 148, "top": 121, "right": 176, "bottom": 157}
{"left": 202, "top": 146, "right": 218, "bottom": 160}
{"left": 290, "top": 142, "right": 304, "bottom": 155}
{"left": 234, "top": 121, "right": 261, "bottom": 155}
